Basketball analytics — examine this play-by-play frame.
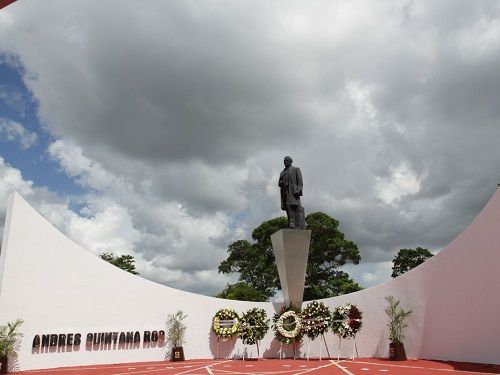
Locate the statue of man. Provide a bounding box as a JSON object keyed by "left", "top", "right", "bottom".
{"left": 278, "top": 156, "right": 305, "bottom": 229}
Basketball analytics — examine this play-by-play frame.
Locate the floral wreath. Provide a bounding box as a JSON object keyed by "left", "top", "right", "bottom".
{"left": 238, "top": 308, "right": 270, "bottom": 345}
{"left": 301, "top": 300, "right": 331, "bottom": 340}
{"left": 272, "top": 304, "right": 303, "bottom": 344}
{"left": 331, "top": 303, "right": 363, "bottom": 339}
{"left": 212, "top": 308, "right": 239, "bottom": 340}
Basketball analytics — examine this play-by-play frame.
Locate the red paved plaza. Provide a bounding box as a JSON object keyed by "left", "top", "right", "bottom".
{"left": 15, "top": 358, "right": 500, "bottom": 375}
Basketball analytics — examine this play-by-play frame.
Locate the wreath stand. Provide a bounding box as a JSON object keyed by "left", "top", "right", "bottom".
{"left": 241, "top": 318, "right": 268, "bottom": 362}
{"left": 276, "top": 311, "right": 301, "bottom": 360}
{"left": 336, "top": 335, "right": 359, "bottom": 361}
{"left": 302, "top": 317, "right": 331, "bottom": 361}
{"left": 242, "top": 340, "right": 261, "bottom": 361}
{"left": 215, "top": 337, "right": 226, "bottom": 360}
{"left": 279, "top": 342, "right": 298, "bottom": 360}
{"left": 306, "top": 334, "right": 330, "bottom": 361}
{"left": 216, "top": 337, "right": 219, "bottom": 359}
{"left": 215, "top": 319, "right": 237, "bottom": 360}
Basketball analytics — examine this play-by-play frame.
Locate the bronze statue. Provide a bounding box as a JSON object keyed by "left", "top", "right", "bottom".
{"left": 279, "top": 156, "right": 305, "bottom": 229}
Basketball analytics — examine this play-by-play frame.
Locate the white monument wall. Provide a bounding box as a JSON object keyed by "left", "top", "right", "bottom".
{"left": 1, "top": 190, "right": 499, "bottom": 371}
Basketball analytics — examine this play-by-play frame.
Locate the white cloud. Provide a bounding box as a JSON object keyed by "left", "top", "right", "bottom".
{"left": 457, "top": 16, "right": 500, "bottom": 62}
{"left": 48, "top": 140, "right": 119, "bottom": 191}
{"left": 361, "top": 261, "right": 393, "bottom": 285}
{"left": 0, "top": 157, "right": 64, "bottom": 244}
{"left": 375, "top": 163, "right": 421, "bottom": 205}
{"left": 0, "top": 84, "right": 27, "bottom": 115}
{"left": 343, "top": 82, "right": 377, "bottom": 129}
{"left": 0, "top": 118, "right": 37, "bottom": 149}
{"left": 63, "top": 200, "right": 140, "bottom": 255}
{"left": 0, "top": 157, "right": 34, "bottom": 206}
{"left": 342, "top": 261, "right": 393, "bottom": 289}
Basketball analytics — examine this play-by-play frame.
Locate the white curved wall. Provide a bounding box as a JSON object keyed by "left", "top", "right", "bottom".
{"left": 0, "top": 190, "right": 499, "bottom": 371}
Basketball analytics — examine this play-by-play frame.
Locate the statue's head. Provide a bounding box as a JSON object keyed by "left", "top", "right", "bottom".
{"left": 284, "top": 156, "right": 293, "bottom": 167}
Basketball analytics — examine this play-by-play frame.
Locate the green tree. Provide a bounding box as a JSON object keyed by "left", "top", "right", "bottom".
{"left": 100, "top": 252, "right": 139, "bottom": 275}
{"left": 216, "top": 282, "right": 269, "bottom": 302}
{"left": 385, "top": 295, "right": 412, "bottom": 343}
{"left": 304, "top": 212, "right": 362, "bottom": 300}
{"left": 218, "top": 213, "right": 361, "bottom": 301}
{"left": 0, "top": 319, "right": 24, "bottom": 367}
{"left": 391, "top": 247, "right": 433, "bottom": 278}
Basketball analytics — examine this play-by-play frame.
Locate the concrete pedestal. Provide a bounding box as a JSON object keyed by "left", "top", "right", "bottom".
{"left": 271, "top": 229, "right": 311, "bottom": 306}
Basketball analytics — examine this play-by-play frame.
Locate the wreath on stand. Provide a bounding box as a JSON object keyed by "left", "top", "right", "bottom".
{"left": 272, "top": 304, "right": 303, "bottom": 345}
{"left": 212, "top": 308, "right": 240, "bottom": 340}
{"left": 238, "top": 308, "right": 269, "bottom": 345}
{"left": 331, "top": 303, "right": 363, "bottom": 339}
{"left": 301, "top": 300, "right": 331, "bottom": 340}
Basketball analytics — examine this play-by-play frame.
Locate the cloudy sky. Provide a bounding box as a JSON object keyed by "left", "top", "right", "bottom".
{"left": 1, "top": 0, "right": 499, "bottom": 297}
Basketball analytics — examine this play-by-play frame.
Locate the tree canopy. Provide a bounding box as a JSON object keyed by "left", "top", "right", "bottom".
{"left": 218, "top": 212, "right": 361, "bottom": 301}
{"left": 100, "top": 252, "right": 139, "bottom": 275}
{"left": 216, "top": 282, "right": 268, "bottom": 302}
{"left": 391, "top": 247, "right": 433, "bottom": 278}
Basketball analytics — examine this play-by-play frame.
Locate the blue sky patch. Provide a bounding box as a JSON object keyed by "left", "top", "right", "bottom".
{"left": 0, "top": 58, "right": 85, "bottom": 197}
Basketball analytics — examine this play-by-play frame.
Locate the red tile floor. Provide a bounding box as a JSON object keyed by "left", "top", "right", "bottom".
{"left": 14, "top": 358, "right": 500, "bottom": 375}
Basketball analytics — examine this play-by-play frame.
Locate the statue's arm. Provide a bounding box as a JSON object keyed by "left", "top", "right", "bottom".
{"left": 294, "top": 168, "right": 303, "bottom": 196}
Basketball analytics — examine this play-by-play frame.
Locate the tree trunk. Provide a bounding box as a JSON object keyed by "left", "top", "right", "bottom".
{"left": 389, "top": 342, "right": 406, "bottom": 361}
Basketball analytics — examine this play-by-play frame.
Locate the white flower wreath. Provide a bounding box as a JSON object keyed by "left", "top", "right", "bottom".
{"left": 212, "top": 308, "right": 239, "bottom": 340}
{"left": 301, "top": 300, "right": 331, "bottom": 340}
{"left": 331, "top": 302, "right": 363, "bottom": 339}
{"left": 276, "top": 310, "right": 302, "bottom": 339}
{"left": 238, "top": 308, "right": 269, "bottom": 345}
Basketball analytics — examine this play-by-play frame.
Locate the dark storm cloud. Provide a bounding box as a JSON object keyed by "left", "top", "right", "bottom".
{"left": 3, "top": 1, "right": 313, "bottom": 165}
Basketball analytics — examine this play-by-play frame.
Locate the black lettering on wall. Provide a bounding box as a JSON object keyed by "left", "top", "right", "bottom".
{"left": 133, "top": 331, "right": 141, "bottom": 343}
{"left": 32, "top": 328, "right": 166, "bottom": 352}
{"left": 104, "top": 332, "right": 112, "bottom": 344}
{"left": 41, "top": 334, "right": 50, "bottom": 348}
{"left": 58, "top": 334, "right": 67, "bottom": 347}
{"left": 158, "top": 330, "right": 165, "bottom": 342}
{"left": 50, "top": 334, "right": 58, "bottom": 347}
{"left": 93, "top": 333, "right": 102, "bottom": 345}
{"left": 126, "top": 332, "right": 133, "bottom": 344}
